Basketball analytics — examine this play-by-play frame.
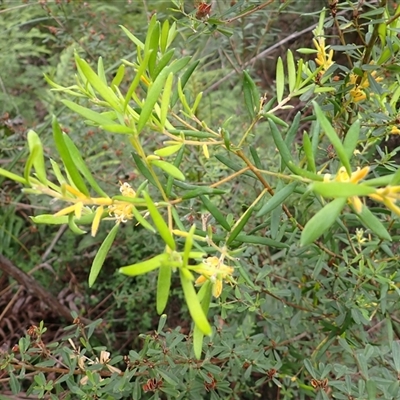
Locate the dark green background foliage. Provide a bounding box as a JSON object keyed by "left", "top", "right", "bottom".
{"left": 2, "top": 1, "right": 400, "bottom": 399}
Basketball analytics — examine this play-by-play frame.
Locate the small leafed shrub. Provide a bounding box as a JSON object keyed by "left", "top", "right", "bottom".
{"left": 2, "top": 1, "right": 400, "bottom": 399}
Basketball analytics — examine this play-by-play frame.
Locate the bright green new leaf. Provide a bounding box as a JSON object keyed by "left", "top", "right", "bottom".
{"left": 157, "top": 260, "right": 172, "bottom": 315}
{"left": 160, "top": 19, "right": 170, "bottom": 53}
{"left": 311, "top": 182, "right": 376, "bottom": 198}
{"left": 151, "top": 159, "right": 185, "bottom": 181}
{"left": 242, "top": 70, "right": 259, "bottom": 119}
{"left": 97, "top": 57, "right": 107, "bottom": 85}
{"left": 68, "top": 214, "right": 86, "bottom": 235}
{"left": 131, "top": 207, "right": 156, "bottom": 233}
{"left": 160, "top": 72, "right": 174, "bottom": 128}
{"left": 313, "top": 101, "right": 351, "bottom": 175}
{"left": 0, "top": 168, "right": 27, "bottom": 185}
{"left": 257, "top": 182, "right": 298, "bottom": 217}
{"left": 27, "top": 130, "right": 46, "bottom": 184}
{"left": 357, "top": 206, "right": 391, "bottom": 241}
{"left": 111, "top": 64, "right": 125, "bottom": 89}
{"left": 276, "top": 56, "right": 285, "bottom": 103}
{"left": 303, "top": 132, "right": 316, "bottom": 173}
{"left": 24, "top": 144, "right": 40, "bottom": 184}
{"left": 62, "top": 100, "right": 116, "bottom": 127}
{"left": 154, "top": 144, "right": 183, "bottom": 157}
{"left": 171, "top": 60, "right": 200, "bottom": 106}
{"left": 131, "top": 152, "right": 158, "bottom": 187}
{"left": 120, "top": 253, "right": 168, "bottom": 276}
{"left": 52, "top": 117, "right": 90, "bottom": 196}
{"left": 63, "top": 134, "right": 108, "bottom": 197}
{"left": 180, "top": 269, "right": 211, "bottom": 336}
{"left": 101, "top": 124, "right": 134, "bottom": 134}
{"left": 137, "top": 57, "right": 190, "bottom": 133}
{"left": 193, "top": 280, "right": 212, "bottom": 359}
{"left": 120, "top": 25, "right": 144, "bottom": 49}
{"left": 75, "top": 54, "right": 120, "bottom": 110}
{"left": 301, "top": 198, "right": 347, "bottom": 246}
{"left": 143, "top": 191, "right": 176, "bottom": 250}
{"left": 182, "top": 225, "right": 196, "bottom": 268}
{"left": 89, "top": 223, "right": 120, "bottom": 287}
{"left": 31, "top": 214, "right": 69, "bottom": 224}
{"left": 227, "top": 206, "right": 254, "bottom": 245}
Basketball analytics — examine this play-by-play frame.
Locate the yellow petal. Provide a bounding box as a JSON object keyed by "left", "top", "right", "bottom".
{"left": 54, "top": 204, "right": 77, "bottom": 217}
{"left": 202, "top": 144, "right": 210, "bottom": 159}
{"left": 195, "top": 275, "right": 207, "bottom": 286}
{"left": 351, "top": 196, "right": 363, "bottom": 213}
{"left": 91, "top": 205, "right": 104, "bottom": 237}
{"left": 350, "top": 166, "right": 369, "bottom": 183}
{"left": 213, "top": 279, "right": 223, "bottom": 298}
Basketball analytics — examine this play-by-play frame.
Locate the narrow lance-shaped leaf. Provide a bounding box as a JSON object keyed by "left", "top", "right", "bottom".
{"left": 160, "top": 72, "right": 174, "bottom": 128}
{"left": 242, "top": 70, "right": 259, "bottom": 119}
{"left": 63, "top": 134, "right": 108, "bottom": 197}
{"left": 75, "top": 53, "right": 120, "bottom": 110}
{"left": 356, "top": 206, "right": 391, "bottom": 241}
{"left": 276, "top": 56, "right": 285, "bottom": 103}
{"left": 120, "top": 253, "right": 168, "bottom": 276}
{"left": 200, "top": 195, "right": 231, "bottom": 231}
{"left": 89, "top": 223, "right": 120, "bottom": 287}
{"left": 193, "top": 280, "right": 212, "bottom": 359}
{"left": 52, "top": 117, "right": 90, "bottom": 196}
{"left": 157, "top": 255, "right": 172, "bottom": 314}
{"left": 111, "top": 64, "right": 125, "bottom": 89}
{"left": 27, "top": 130, "right": 46, "bottom": 184}
{"left": 171, "top": 60, "right": 200, "bottom": 106}
{"left": 303, "top": 132, "right": 316, "bottom": 173}
{"left": 131, "top": 151, "right": 158, "bottom": 187}
{"left": 166, "top": 145, "right": 185, "bottom": 198}
{"left": 180, "top": 269, "right": 212, "bottom": 335}
{"left": 160, "top": 19, "right": 170, "bottom": 53}
{"left": 311, "top": 182, "right": 376, "bottom": 198}
{"left": 343, "top": 120, "right": 360, "bottom": 160}
{"left": 151, "top": 159, "right": 185, "bottom": 181}
{"left": 313, "top": 101, "right": 352, "bottom": 175}
{"left": 227, "top": 205, "right": 255, "bottom": 245}
{"left": 257, "top": 182, "right": 298, "bottom": 217}
{"left": 62, "top": 100, "right": 116, "bottom": 127}
{"left": 143, "top": 191, "right": 176, "bottom": 250}
{"left": 287, "top": 49, "right": 296, "bottom": 92}
{"left": 300, "top": 198, "right": 347, "bottom": 246}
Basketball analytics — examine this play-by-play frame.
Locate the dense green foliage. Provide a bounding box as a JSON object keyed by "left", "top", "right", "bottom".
{"left": 2, "top": 0, "right": 400, "bottom": 399}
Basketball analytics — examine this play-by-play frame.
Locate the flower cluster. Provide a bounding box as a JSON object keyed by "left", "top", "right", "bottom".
{"left": 313, "top": 36, "right": 334, "bottom": 74}
{"left": 324, "top": 166, "right": 369, "bottom": 212}
{"left": 348, "top": 70, "right": 383, "bottom": 103}
{"left": 194, "top": 256, "right": 234, "bottom": 298}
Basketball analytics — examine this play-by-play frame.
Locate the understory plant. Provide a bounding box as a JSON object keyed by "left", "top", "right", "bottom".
{"left": 2, "top": 0, "right": 400, "bottom": 399}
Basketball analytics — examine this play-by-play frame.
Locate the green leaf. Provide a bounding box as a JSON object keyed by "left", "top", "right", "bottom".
{"left": 143, "top": 191, "right": 176, "bottom": 250}
{"left": 157, "top": 261, "right": 172, "bottom": 314}
{"left": 243, "top": 70, "right": 259, "bottom": 119}
{"left": 200, "top": 195, "right": 231, "bottom": 231}
{"left": 180, "top": 269, "right": 211, "bottom": 335}
{"left": 313, "top": 101, "right": 351, "bottom": 175}
{"left": 154, "top": 144, "right": 183, "bottom": 157}
{"left": 120, "top": 253, "right": 168, "bottom": 276}
{"left": 182, "top": 224, "right": 196, "bottom": 268}
{"left": 111, "top": 64, "right": 125, "bottom": 89}
{"left": 160, "top": 72, "right": 173, "bottom": 128}
{"left": 160, "top": 19, "right": 170, "bottom": 53}
{"left": 89, "top": 223, "right": 119, "bottom": 287}
{"left": 24, "top": 144, "right": 40, "bottom": 184}
{"left": 27, "top": 130, "right": 46, "bottom": 184}
{"left": 75, "top": 53, "right": 120, "bottom": 110}
{"left": 269, "top": 119, "right": 294, "bottom": 171}
{"left": 131, "top": 152, "right": 158, "bottom": 187}
{"left": 31, "top": 214, "right": 69, "bottom": 224}
{"left": 301, "top": 198, "right": 347, "bottom": 246}
{"left": 257, "top": 182, "right": 298, "bottom": 217}
{"left": 276, "top": 56, "right": 285, "bottom": 103}
{"left": 0, "top": 168, "right": 27, "bottom": 185}
{"left": 193, "top": 280, "right": 212, "bottom": 359}
{"left": 61, "top": 100, "right": 116, "bottom": 126}
{"left": 171, "top": 60, "right": 200, "bottom": 106}
{"left": 63, "top": 135, "right": 108, "bottom": 197}
{"left": 343, "top": 120, "right": 360, "bottom": 160}
{"left": 52, "top": 117, "right": 89, "bottom": 196}
{"left": 68, "top": 213, "right": 86, "bottom": 235}
{"left": 131, "top": 207, "right": 156, "bottom": 233}
{"left": 227, "top": 205, "right": 255, "bottom": 245}
{"left": 357, "top": 206, "right": 391, "bottom": 241}
{"left": 311, "top": 182, "right": 376, "bottom": 197}
{"left": 120, "top": 25, "right": 145, "bottom": 49}
{"left": 392, "top": 341, "right": 400, "bottom": 372}
{"left": 137, "top": 57, "right": 190, "bottom": 133}
{"left": 287, "top": 50, "right": 296, "bottom": 92}
{"left": 151, "top": 159, "right": 185, "bottom": 181}
{"left": 303, "top": 132, "right": 316, "bottom": 173}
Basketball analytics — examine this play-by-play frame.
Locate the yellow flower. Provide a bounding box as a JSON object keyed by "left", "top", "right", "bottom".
{"left": 324, "top": 166, "right": 370, "bottom": 212}
{"left": 313, "top": 36, "right": 334, "bottom": 74}
{"left": 348, "top": 71, "right": 383, "bottom": 103}
{"left": 390, "top": 126, "right": 400, "bottom": 135}
{"left": 194, "top": 256, "right": 234, "bottom": 298}
{"left": 107, "top": 182, "right": 136, "bottom": 223}
{"left": 369, "top": 185, "right": 400, "bottom": 216}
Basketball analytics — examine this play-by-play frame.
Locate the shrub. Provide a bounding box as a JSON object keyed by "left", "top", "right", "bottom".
{"left": 2, "top": 1, "right": 400, "bottom": 399}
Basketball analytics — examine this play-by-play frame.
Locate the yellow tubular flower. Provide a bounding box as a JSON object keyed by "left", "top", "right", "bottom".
{"left": 194, "top": 256, "right": 234, "bottom": 298}
{"left": 313, "top": 36, "right": 334, "bottom": 74}
{"left": 369, "top": 186, "right": 400, "bottom": 217}
{"left": 324, "top": 166, "right": 370, "bottom": 213}
{"left": 390, "top": 126, "right": 400, "bottom": 135}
